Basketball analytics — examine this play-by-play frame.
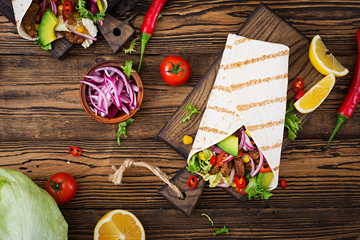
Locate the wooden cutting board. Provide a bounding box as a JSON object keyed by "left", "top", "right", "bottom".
{"left": 158, "top": 3, "right": 323, "bottom": 213}
{"left": 0, "top": 0, "right": 135, "bottom": 59}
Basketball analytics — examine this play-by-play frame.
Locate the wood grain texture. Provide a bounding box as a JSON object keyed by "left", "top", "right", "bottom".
{"left": 0, "top": 0, "right": 360, "bottom": 239}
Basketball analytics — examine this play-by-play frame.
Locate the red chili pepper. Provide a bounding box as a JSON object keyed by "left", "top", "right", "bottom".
{"left": 234, "top": 176, "right": 246, "bottom": 188}
{"left": 138, "top": 0, "right": 167, "bottom": 72}
{"left": 292, "top": 78, "right": 304, "bottom": 93}
{"left": 210, "top": 156, "right": 217, "bottom": 166}
{"left": 69, "top": 146, "right": 82, "bottom": 156}
{"left": 235, "top": 187, "right": 247, "bottom": 194}
{"left": 294, "top": 89, "right": 306, "bottom": 101}
{"left": 260, "top": 166, "right": 272, "bottom": 173}
{"left": 63, "top": 1, "right": 72, "bottom": 15}
{"left": 280, "top": 179, "right": 287, "bottom": 189}
{"left": 187, "top": 176, "right": 198, "bottom": 189}
{"left": 326, "top": 29, "right": 360, "bottom": 149}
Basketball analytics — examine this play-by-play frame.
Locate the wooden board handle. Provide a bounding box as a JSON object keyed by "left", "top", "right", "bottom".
{"left": 98, "top": 14, "right": 135, "bottom": 54}
{"left": 158, "top": 167, "right": 205, "bottom": 216}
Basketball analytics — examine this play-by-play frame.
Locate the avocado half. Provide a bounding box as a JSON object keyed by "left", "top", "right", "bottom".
{"left": 38, "top": 10, "right": 58, "bottom": 46}
{"left": 217, "top": 135, "right": 239, "bottom": 156}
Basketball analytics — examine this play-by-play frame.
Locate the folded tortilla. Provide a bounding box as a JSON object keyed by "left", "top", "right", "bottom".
{"left": 12, "top": 0, "right": 108, "bottom": 41}
{"left": 187, "top": 34, "right": 289, "bottom": 190}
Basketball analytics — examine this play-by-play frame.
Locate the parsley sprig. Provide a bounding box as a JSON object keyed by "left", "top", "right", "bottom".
{"left": 285, "top": 100, "right": 302, "bottom": 140}
{"left": 123, "top": 37, "right": 139, "bottom": 54}
{"left": 213, "top": 226, "right": 230, "bottom": 236}
{"left": 117, "top": 118, "right": 135, "bottom": 146}
{"left": 120, "top": 60, "right": 136, "bottom": 80}
{"left": 181, "top": 103, "right": 201, "bottom": 122}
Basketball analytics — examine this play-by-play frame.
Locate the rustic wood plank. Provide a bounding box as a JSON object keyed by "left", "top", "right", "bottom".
{"left": 1, "top": 0, "right": 360, "bottom": 239}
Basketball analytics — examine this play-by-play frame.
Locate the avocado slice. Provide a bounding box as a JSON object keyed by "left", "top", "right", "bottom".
{"left": 260, "top": 172, "right": 274, "bottom": 188}
{"left": 217, "top": 135, "right": 239, "bottom": 156}
{"left": 38, "top": 10, "right": 58, "bottom": 46}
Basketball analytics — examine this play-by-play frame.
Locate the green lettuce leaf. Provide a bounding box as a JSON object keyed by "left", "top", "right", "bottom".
{"left": 204, "top": 172, "right": 223, "bottom": 188}
{"left": 0, "top": 168, "right": 68, "bottom": 240}
{"left": 245, "top": 174, "right": 273, "bottom": 200}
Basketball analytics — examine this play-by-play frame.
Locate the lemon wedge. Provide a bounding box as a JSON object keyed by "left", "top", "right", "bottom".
{"left": 309, "top": 35, "right": 348, "bottom": 77}
{"left": 94, "top": 209, "right": 145, "bottom": 240}
{"left": 294, "top": 73, "right": 335, "bottom": 114}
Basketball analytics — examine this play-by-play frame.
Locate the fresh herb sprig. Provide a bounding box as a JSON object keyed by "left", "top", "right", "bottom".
{"left": 123, "top": 37, "right": 139, "bottom": 54}
{"left": 117, "top": 118, "right": 135, "bottom": 146}
{"left": 285, "top": 100, "right": 302, "bottom": 140}
{"left": 76, "top": 0, "right": 105, "bottom": 24}
{"left": 213, "top": 226, "right": 230, "bottom": 236}
{"left": 181, "top": 103, "right": 201, "bottom": 122}
{"left": 120, "top": 60, "right": 136, "bottom": 80}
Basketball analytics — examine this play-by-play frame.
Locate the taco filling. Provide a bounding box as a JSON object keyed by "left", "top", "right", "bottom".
{"left": 187, "top": 126, "right": 274, "bottom": 200}
{"left": 19, "top": 0, "right": 106, "bottom": 50}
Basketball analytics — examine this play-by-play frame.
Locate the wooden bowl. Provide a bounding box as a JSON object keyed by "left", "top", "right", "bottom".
{"left": 79, "top": 60, "right": 144, "bottom": 124}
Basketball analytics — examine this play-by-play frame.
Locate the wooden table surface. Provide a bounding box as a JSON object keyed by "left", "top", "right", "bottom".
{"left": 1, "top": 0, "right": 360, "bottom": 239}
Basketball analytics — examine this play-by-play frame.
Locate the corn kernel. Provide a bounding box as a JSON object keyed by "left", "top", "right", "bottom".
{"left": 76, "top": 26, "right": 85, "bottom": 33}
{"left": 34, "top": 23, "right": 40, "bottom": 30}
{"left": 231, "top": 182, "right": 237, "bottom": 188}
{"left": 198, "top": 152, "right": 205, "bottom": 160}
{"left": 245, "top": 130, "right": 252, "bottom": 138}
{"left": 72, "top": 12, "right": 80, "bottom": 18}
{"left": 58, "top": 5, "right": 63, "bottom": 15}
{"left": 242, "top": 154, "right": 250, "bottom": 163}
{"left": 182, "top": 135, "right": 193, "bottom": 145}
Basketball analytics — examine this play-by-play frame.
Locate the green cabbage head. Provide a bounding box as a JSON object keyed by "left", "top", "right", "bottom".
{"left": 0, "top": 168, "right": 68, "bottom": 240}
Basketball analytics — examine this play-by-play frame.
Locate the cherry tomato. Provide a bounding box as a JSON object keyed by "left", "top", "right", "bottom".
{"left": 45, "top": 172, "right": 77, "bottom": 204}
{"left": 280, "top": 179, "right": 287, "bottom": 189}
{"left": 160, "top": 55, "right": 191, "bottom": 86}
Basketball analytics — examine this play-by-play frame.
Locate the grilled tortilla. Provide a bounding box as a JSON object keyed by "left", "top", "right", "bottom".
{"left": 187, "top": 34, "right": 289, "bottom": 190}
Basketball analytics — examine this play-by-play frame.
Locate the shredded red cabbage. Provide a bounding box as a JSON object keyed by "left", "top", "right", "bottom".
{"left": 82, "top": 66, "right": 138, "bottom": 119}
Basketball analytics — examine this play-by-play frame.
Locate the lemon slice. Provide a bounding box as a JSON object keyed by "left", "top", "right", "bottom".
{"left": 309, "top": 35, "right": 349, "bottom": 77}
{"left": 294, "top": 73, "right": 335, "bottom": 114}
{"left": 94, "top": 209, "right": 145, "bottom": 240}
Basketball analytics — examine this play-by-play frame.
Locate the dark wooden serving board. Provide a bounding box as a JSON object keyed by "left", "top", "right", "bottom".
{"left": 158, "top": 3, "right": 324, "bottom": 213}
{"left": 0, "top": 0, "right": 135, "bottom": 59}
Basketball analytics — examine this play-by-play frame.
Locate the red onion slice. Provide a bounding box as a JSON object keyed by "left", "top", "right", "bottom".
{"left": 211, "top": 145, "right": 223, "bottom": 154}
{"left": 50, "top": 0, "right": 57, "bottom": 16}
{"left": 248, "top": 154, "right": 255, "bottom": 176}
{"left": 217, "top": 168, "right": 235, "bottom": 188}
{"left": 244, "top": 132, "right": 255, "bottom": 150}
{"left": 81, "top": 80, "right": 108, "bottom": 114}
{"left": 222, "top": 155, "right": 234, "bottom": 163}
{"left": 250, "top": 150, "right": 264, "bottom": 177}
{"left": 39, "top": 0, "right": 46, "bottom": 22}
{"left": 104, "top": 75, "right": 123, "bottom": 110}
{"left": 62, "top": 13, "right": 97, "bottom": 41}
{"left": 239, "top": 128, "right": 245, "bottom": 150}
{"left": 88, "top": 86, "right": 107, "bottom": 114}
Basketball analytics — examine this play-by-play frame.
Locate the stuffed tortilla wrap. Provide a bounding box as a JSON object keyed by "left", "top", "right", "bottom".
{"left": 12, "top": 0, "right": 108, "bottom": 50}
{"left": 186, "top": 34, "right": 289, "bottom": 200}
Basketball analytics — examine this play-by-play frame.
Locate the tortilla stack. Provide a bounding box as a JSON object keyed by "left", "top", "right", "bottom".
{"left": 187, "top": 34, "right": 290, "bottom": 190}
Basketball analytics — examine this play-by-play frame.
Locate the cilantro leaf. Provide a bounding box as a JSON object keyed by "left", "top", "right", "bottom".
{"left": 213, "top": 226, "right": 229, "bottom": 236}
{"left": 201, "top": 213, "right": 214, "bottom": 226}
{"left": 117, "top": 118, "right": 135, "bottom": 146}
{"left": 120, "top": 60, "right": 136, "bottom": 80}
{"left": 285, "top": 100, "right": 302, "bottom": 140}
{"left": 123, "top": 37, "right": 139, "bottom": 54}
{"left": 76, "top": 0, "right": 105, "bottom": 24}
{"left": 181, "top": 103, "right": 201, "bottom": 122}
